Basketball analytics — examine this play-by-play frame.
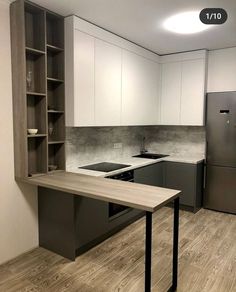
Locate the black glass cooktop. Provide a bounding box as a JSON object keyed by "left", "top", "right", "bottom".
{"left": 79, "top": 162, "right": 131, "bottom": 172}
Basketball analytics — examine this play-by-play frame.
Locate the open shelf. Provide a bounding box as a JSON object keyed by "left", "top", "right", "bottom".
{"left": 26, "top": 52, "right": 46, "bottom": 93}
{"left": 27, "top": 94, "right": 46, "bottom": 134}
{"left": 47, "top": 77, "right": 64, "bottom": 83}
{"left": 47, "top": 169, "right": 64, "bottom": 174}
{"left": 48, "top": 143, "right": 65, "bottom": 172}
{"left": 28, "top": 136, "right": 47, "bottom": 177}
{"left": 11, "top": 0, "right": 65, "bottom": 178}
{"left": 26, "top": 47, "right": 45, "bottom": 55}
{"left": 47, "top": 50, "right": 64, "bottom": 81}
{"left": 47, "top": 82, "right": 64, "bottom": 111}
{"left": 27, "top": 91, "right": 46, "bottom": 96}
{"left": 28, "top": 134, "right": 47, "bottom": 138}
{"left": 25, "top": 3, "right": 45, "bottom": 51}
{"left": 46, "top": 12, "right": 64, "bottom": 49}
{"left": 48, "top": 141, "right": 65, "bottom": 145}
{"left": 48, "top": 110, "right": 64, "bottom": 114}
{"left": 28, "top": 173, "right": 46, "bottom": 178}
{"left": 47, "top": 44, "right": 64, "bottom": 53}
{"left": 48, "top": 112, "right": 65, "bottom": 142}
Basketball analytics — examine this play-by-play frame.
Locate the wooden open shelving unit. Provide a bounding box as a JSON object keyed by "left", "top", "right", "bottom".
{"left": 10, "top": 0, "right": 65, "bottom": 178}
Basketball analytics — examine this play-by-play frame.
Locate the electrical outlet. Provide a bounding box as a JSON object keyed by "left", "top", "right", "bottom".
{"left": 113, "top": 143, "right": 123, "bottom": 149}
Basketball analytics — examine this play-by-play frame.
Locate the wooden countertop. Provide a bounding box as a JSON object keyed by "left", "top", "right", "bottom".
{"left": 21, "top": 172, "right": 181, "bottom": 212}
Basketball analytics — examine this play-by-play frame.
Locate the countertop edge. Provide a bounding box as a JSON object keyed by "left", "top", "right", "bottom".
{"left": 68, "top": 156, "right": 205, "bottom": 177}
{"left": 18, "top": 172, "right": 182, "bottom": 213}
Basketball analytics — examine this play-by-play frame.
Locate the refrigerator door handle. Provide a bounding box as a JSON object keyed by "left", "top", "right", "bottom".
{"left": 205, "top": 141, "right": 208, "bottom": 164}
{"left": 203, "top": 164, "right": 206, "bottom": 189}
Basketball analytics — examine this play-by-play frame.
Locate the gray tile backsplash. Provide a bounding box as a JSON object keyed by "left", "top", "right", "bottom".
{"left": 66, "top": 126, "right": 206, "bottom": 168}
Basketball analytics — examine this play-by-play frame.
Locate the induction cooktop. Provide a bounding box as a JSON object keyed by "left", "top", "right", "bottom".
{"left": 79, "top": 162, "right": 131, "bottom": 172}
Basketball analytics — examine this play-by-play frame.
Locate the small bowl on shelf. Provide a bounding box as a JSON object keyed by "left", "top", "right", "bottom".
{"left": 48, "top": 164, "right": 58, "bottom": 172}
{"left": 27, "top": 128, "right": 38, "bottom": 135}
{"left": 48, "top": 105, "right": 56, "bottom": 111}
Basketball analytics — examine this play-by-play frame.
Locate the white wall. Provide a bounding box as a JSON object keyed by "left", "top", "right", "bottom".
{"left": 0, "top": 0, "right": 38, "bottom": 265}
{"left": 207, "top": 47, "right": 236, "bottom": 92}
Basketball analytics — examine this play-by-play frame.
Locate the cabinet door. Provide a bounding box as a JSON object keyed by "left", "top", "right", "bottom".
{"left": 181, "top": 59, "right": 206, "bottom": 125}
{"left": 164, "top": 162, "right": 196, "bottom": 206}
{"left": 122, "top": 50, "right": 159, "bottom": 125}
{"left": 134, "top": 162, "right": 164, "bottom": 187}
{"left": 74, "top": 30, "right": 95, "bottom": 126}
{"left": 207, "top": 48, "right": 236, "bottom": 92}
{"left": 160, "top": 62, "right": 181, "bottom": 125}
{"left": 95, "top": 39, "right": 122, "bottom": 126}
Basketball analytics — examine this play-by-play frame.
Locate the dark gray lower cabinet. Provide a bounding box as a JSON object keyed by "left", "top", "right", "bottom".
{"left": 134, "top": 162, "right": 164, "bottom": 187}
{"left": 75, "top": 197, "right": 143, "bottom": 255}
{"left": 38, "top": 187, "right": 143, "bottom": 260}
{"left": 38, "top": 161, "right": 203, "bottom": 261}
{"left": 134, "top": 161, "right": 204, "bottom": 213}
{"left": 164, "top": 162, "right": 204, "bottom": 212}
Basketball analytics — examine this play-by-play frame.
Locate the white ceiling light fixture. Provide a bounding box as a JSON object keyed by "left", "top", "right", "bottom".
{"left": 163, "top": 11, "right": 211, "bottom": 34}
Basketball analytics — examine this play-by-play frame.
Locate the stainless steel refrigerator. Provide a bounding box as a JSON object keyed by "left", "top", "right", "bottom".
{"left": 204, "top": 92, "right": 236, "bottom": 214}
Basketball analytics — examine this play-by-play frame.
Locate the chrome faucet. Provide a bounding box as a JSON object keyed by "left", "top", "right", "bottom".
{"left": 140, "top": 136, "right": 148, "bottom": 154}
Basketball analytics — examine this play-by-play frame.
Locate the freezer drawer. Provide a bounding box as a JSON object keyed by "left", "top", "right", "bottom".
{"left": 204, "top": 165, "right": 236, "bottom": 214}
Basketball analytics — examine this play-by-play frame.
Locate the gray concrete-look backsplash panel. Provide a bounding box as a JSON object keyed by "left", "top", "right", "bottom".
{"left": 66, "top": 126, "right": 206, "bottom": 168}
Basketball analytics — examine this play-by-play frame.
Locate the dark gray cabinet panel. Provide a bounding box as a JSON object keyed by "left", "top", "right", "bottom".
{"left": 134, "top": 162, "right": 164, "bottom": 187}
{"left": 38, "top": 187, "right": 76, "bottom": 260}
{"left": 38, "top": 187, "right": 143, "bottom": 260}
{"left": 134, "top": 161, "right": 203, "bottom": 212}
{"left": 75, "top": 197, "right": 108, "bottom": 248}
{"left": 75, "top": 197, "right": 143, "bottom": 254}
{"left": 164, "top": 162, "right": 203, "bottom": 212}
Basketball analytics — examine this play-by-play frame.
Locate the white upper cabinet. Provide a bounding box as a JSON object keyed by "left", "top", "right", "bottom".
{"left": 122, "top": 50, "right": 160, "bottom": 125}
{"left": 74, "top": 30, "right": 95, "bottom": 126}
{"left": 65, "top": 27, "right": 95, "bottom": 127}
{"left": 65, "top": 16, "right": 207, "bottom": 127}
{"left": 160, "top": 62, "right": 182, "bottom": 125}
{"left": 65, "top": 16, "right": 160, "bottom": 127}
{"left": 181, "top": 59, "right": 206, "bottom": 125}
{"left": 95, "top": 39, "right": 122, "bottom": 126}
{"left": 207, "top": 48, "right": 236, "bottom": 92}
{"left": 160, "top": 50, "right": 207, "bottom": 126}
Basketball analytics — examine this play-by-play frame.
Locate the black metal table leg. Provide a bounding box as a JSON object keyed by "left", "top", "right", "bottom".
{"left": 145, "top": 211, "right": 152, "bottom": 292}
{"left": 172, "top": 197, "right": 179, "bottom": 291}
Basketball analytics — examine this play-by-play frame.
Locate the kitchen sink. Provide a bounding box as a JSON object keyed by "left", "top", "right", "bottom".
{"left": 132, "top": 153, "right": 169, "bottom": 159}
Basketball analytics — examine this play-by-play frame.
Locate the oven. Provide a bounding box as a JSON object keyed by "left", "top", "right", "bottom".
{"left": 107, "top": 170, "right": 134, "bottom": 220}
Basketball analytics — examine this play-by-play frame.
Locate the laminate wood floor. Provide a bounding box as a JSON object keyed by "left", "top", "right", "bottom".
{"left": 0, "top": 207, "right": 235, "bottom": 292}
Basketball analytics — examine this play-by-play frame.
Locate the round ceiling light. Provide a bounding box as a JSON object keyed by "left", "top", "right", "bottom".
{"left": 163, "top": 11, "right": 212, "bottom": 34}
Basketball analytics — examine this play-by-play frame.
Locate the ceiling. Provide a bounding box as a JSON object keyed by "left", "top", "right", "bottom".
{"left": 32, "top": 0, "right": 236, "bottom": 55}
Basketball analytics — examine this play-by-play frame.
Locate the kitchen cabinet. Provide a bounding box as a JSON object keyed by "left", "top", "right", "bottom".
{"left": 38, "top": 186, "right": 143, "bottom": 260}
{"left": 95, "top": 39, "right": 122, "bottom": 126}
{"left": 181, "top": 59, "right": 206, "bottom": 125}
{"left": 75, "top": 196, "right": 142, "bottom": 254}
{"left": 134, "top": 161, "right": 204, "bottom": 212}
{"left": 122, "top": 51, "right": 160, "bottom": 125}
{"left": 160, "top": 51, "right": 207, "bottom": 126}
{"left": 65, "top": 16, "right": 207, "bottom": 127}
{"left": 134, "top": 162, "right": 164, "bottom": 186}
{"left": 160, "top": 62, "right": 182, "bottom": 125}
{"left": 66, "top": 29, "right": 95, "bottom": 126}
{"left": 207, "top": 47, "right": 236, "bottom": 92}
{"left": 65, "top": 16, "right": 160, "bottom": 127}
{"left": 164, "top": 161, "right": 203, "bottom": 212}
